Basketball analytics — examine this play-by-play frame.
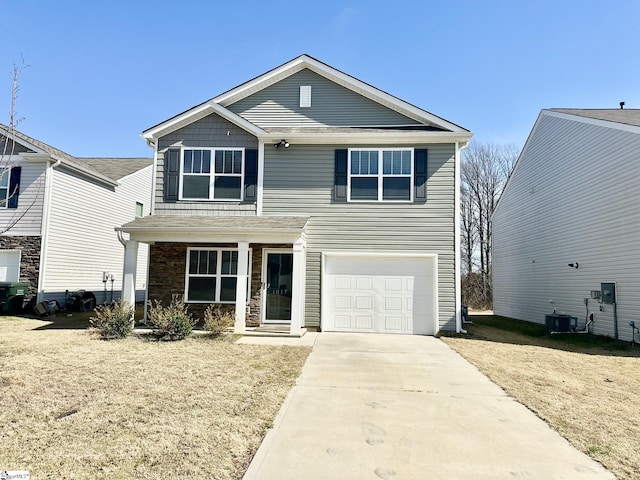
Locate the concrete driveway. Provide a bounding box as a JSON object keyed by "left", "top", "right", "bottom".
{"left": 243, "top": 333, "right": 614, "bottom": 479}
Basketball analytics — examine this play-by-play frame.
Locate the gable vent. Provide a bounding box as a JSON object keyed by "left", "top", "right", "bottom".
{"left": 300, "top": 85, "right": 311, "bottom": 108}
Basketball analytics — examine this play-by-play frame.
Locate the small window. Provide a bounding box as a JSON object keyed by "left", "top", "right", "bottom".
{"left": 300, "top": 85, "right": 311, "bottom": 108}
{"left": 348, "top": 149, "right": 413, "bottom": 202}
{"left": 135, "top": 202, "right": 144, "bottom": 217}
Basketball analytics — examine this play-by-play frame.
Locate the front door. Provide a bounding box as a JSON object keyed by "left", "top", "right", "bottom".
{"left": 263, "top": 251, "right": 293, "bottom": 323}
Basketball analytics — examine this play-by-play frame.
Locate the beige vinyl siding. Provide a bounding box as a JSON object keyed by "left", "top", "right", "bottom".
{"left": 42, "top": 164, "right": 152, "bottom": 302}
{"left": 493, "top": 112, "right": 640, "bottom": 341}
{"left": 228, "top": 69, "right": 421, "bottom": 128}
{"left": 0, "top": 157, "right": 45, "bottom": 237}
{"left": 262, "top": 144, "right": 456, "bottom": 331}
{"left": 155, "top": 113, "right": 257, "bottom": 215}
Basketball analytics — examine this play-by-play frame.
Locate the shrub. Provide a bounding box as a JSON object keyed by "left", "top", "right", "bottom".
{"left": 203, "top": 305, "right": 235, "bottom": 335}
{"left": 147, "top": 295, "right": 196, "bottom": 341}
{"left": 90, "top": 300, "right": 134, "bottom": 339}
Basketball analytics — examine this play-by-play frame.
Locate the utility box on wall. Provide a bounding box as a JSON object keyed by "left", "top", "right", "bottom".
{"left": 601, "top": 282, "right": 616, "bottom": 304}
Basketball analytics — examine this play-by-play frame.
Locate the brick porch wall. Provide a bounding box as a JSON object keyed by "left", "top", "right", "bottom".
{"left": 148, "top": 242, "right": 291, "bottom": 325}
{"left": 0, "top": 236, "right": 41, "bottom": 303}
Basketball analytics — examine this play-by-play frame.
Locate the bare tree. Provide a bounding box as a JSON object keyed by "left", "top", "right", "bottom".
{"left": 461, "top": 140, "right": 518, "bottom": 308}
{"left": 0, "top": 60, "right": 36, "bottom": 234}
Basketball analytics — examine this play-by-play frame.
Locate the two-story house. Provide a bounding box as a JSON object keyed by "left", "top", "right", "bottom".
{"left": 0, "top": 125, "right": 152, "bottom": 308}
{"left": 118, "top": 55, "right": 472, "bottom": 335}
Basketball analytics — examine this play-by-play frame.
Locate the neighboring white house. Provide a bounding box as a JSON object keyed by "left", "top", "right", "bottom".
{"left": 0, "top": 125, "right": 152, "bottom": 308}
{"left": 493, "top": 108, "right": 640, "bottom": 342}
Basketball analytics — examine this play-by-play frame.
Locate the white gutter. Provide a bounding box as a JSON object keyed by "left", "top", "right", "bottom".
{"left": 454, "top": 141, "right": 470, "bottom": 334}
{"left": 36, "top": 156, "right": 62, "bottom": 303}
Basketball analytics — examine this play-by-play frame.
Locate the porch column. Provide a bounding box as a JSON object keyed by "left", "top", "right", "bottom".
{"left": 122, "top": 240, "right": 139, "bottom": 309}
{"left": 234, "top": 241, "right": 249, "bottom": 334}
{"left": 290, "top": 237, "right": 306, "bottom": 335}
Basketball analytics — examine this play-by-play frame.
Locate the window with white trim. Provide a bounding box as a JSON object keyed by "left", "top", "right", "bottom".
{"left": 180, "top": 148, "right": 244, "bottom": 201}
{"left": 0, "top": 168, "right": 10, "bottom": 208}
{"left": 186, "top": 248, "right": 251, "bottom": 303}
{"left": 348, "top": 149, "right": 413, "bottom": 201}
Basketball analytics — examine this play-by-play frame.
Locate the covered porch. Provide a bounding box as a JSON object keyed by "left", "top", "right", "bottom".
{"left": 116, "top": 215, "right": 309, "bottom": 335}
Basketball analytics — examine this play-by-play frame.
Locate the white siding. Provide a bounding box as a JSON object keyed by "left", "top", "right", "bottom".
{"left": 42, "top": 164, "right": 152, "bottom": 303}
{"left": 493, "top": 112, "right": 640, "bottom": 342}
{"left": 0, "top": 157, "right": 46, "bottom": 237}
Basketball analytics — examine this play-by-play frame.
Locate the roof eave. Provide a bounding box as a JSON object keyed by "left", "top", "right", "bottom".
{"left": 265, "top": 131, "right": 473, "bottom": 145}
{"left": 142, "top": 102, "right": 267, "bottom": 141}
{"left": 22, "top": 152, "right": 119, "bottom": 187}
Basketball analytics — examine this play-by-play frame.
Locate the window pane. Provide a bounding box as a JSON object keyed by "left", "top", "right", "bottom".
{"left": 213, "top": 176, "right": 241, "bottom": 199}
{"left": 351, "top": 177, "right": 378, "bottom": 200}
{"left": 401, "top": 151, "right": 411, "bottom": 174}
{"left": 202, "top": 150, "right": 211, "bottom": 173}
{"left": 350, "top": 151, "right": 360, "bottom": 174}
{"left": 369, "top": 151, "right": 378, "bottom": 174}
{"left": 233, "top": 151, "right": 242, "bottom": 174}
{"left": 189, "top": 250, "right": 199, "bottom": 274}
{"left": 220, "top": 277, "right": 237, "bottom": 302}
{"left": 383, "top": 151, "right": 392, "bottom": 174}
{"left": 183, "top": 176, "right": 210, "bottom": 199}
{"left": 221, "top": 251, "right": 238, "bottom": 275}
{"left": 215, "top": 150, "right": 223, "bottom": 173}
{"left": 198, "top": 251, "right": 208, "bottom": 274}
{"left": 393, "top": 151, "right": 401, "bottom": 174}
{"left": 383, "top": 177, "right": 411, "bottom": 201}
{"left": 223, "top": 151, "right": 232, "bottom": 173}
{"left": 188, "top": 277, "right": 216, "bottom": 301}
{"left": 183, "top": 150, "right": 192, "bottom": 173}
{"left": 208, "top": 251, "right": 217, "bottom": 274}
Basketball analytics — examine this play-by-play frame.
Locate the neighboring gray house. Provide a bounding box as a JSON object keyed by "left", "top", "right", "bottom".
{"left": 118, "top": 55, "right": 472, "bottom": 335}
{"left": 493, "top": 108, "right": 640, "bottom": 342}
{"left": 0, "top": 125, "right": 152, "bottom": 307}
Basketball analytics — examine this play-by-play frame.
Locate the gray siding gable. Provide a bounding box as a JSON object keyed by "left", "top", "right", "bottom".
{"left": 155, "top": 112, "right": 258, "bottom": 215}
{"left": 227, "top": 69, "right": 421, "bottom": 128}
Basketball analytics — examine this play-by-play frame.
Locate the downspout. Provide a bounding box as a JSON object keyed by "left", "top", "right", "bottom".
{"left": 455, "top": 141, "right": 470, "bottom": 334}
{"left": 37, "top": 157, "right": 62, "bottom": 303}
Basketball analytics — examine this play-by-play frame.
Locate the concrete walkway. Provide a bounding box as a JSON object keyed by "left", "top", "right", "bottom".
{"left": 243, "top": 333, "right": 613, "bottom": 480}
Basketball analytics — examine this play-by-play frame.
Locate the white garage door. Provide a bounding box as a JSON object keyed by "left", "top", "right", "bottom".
{"left": 0, "top": 249, "right": 21, "bottom": 282}
{"left": 322, "top": 254, "right": 436, "bottom": 335}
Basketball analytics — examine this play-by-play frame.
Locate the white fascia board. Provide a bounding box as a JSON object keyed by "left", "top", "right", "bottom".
{"left": 22, "top": 152, "right": 119, "bottom": 187}
{"left": 265, "top": 131, "right": 473, "bottom": 145}
{"left": 117, "top": 228, "right": 303, "bottom": 244}
{"left": 142, "top": 102, "right": 266, "bottom": 141}
{"left": 215, "top": 55, "right": 469, "bottom": 134}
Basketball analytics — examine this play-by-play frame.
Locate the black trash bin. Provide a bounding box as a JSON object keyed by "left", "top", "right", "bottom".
{"left": 0, "top": 281, "right": 30, "bottom": 315}
{"left": 461, "top": 305, "right": 469, "bottom": 323}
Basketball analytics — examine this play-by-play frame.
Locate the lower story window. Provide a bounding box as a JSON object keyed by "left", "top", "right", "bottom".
{"left": 186, "top": 248, "right": 250, "bottom": 303}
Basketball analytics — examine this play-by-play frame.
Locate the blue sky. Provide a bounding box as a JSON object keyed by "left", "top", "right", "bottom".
{"left": 0, "top": 0, "right": 638, "bottom": 157}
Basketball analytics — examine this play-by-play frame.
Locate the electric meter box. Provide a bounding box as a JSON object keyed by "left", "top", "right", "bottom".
{"left": 600, "top": 282, "right": 616, "bottom": 304}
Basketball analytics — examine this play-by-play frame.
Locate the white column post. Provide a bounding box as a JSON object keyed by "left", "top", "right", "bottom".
{"left": 290, "top": 237, "right": 306, "bottom": 335}
{"left": 122, "top": 240, "right": 139, "bottom": 309}
{"left": 234, "top": 241, "right": 249, "bottom": 334}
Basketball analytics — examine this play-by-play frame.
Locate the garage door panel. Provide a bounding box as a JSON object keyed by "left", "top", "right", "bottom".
{"left": 323, "top": 255, "right": 436, "bottom": 335}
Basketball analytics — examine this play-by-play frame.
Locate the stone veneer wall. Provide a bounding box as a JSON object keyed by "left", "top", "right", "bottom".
{"left": 148, "top": 242, "right": 291, "bottom": 325}
{"left": 0, "top": 236, "right": 41, "bottom": 302}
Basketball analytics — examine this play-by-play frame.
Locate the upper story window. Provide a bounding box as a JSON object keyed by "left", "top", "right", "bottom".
{"left": 180, "top": 148, "right": 244, "bottom": 201}
{"left": 0, "top": 168, "right": 10, "bottom": 208}
{"left": 348, "top": 149, "right": 413, "bottom": 202}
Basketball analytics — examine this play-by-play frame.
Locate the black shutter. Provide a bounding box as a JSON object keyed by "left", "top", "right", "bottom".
{"left": 334, "top": 149, "right": 348, "bottom": 202}
{"left": 7, "top": 166, "right": 21, "bottom": 209}
{"left": 244, "top": 149, "right": 258, "bottom": 203}
{"left": 414, "top": 149, "right": 428, "bottom": 202}
{"left": 164, "top": 149, "right": 180, "bottom": 202}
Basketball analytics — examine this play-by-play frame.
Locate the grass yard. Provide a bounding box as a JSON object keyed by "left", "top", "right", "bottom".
{"left": 441, "top": 315, "right": 640, "bottom": 480}
{"left": 0, "top": 315, "right": 311, "bottom": 479}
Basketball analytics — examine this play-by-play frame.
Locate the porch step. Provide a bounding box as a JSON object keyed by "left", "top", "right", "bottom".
{"left": 243, "top": 326, "right": 307, "bottom": 338}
